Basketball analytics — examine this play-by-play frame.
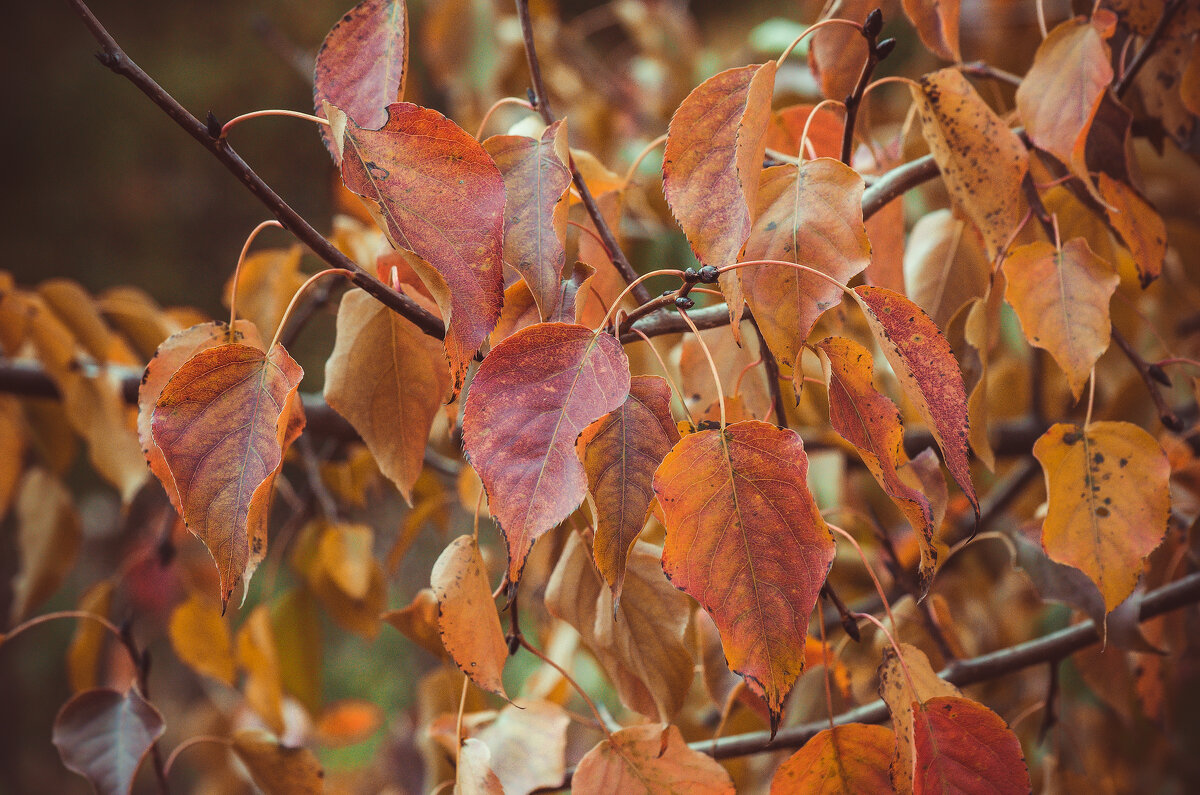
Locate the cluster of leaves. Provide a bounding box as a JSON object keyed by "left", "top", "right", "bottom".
{"left": 4, "top": 0, "right": 1200, "bottom": 792}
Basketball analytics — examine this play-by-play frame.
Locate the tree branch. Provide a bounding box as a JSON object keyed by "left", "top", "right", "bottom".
{"left": 65, "top": 0, "right": 446, "bottom": 341}
{"left": 1113, "top": 0, "right": 1187, "bottom": 98}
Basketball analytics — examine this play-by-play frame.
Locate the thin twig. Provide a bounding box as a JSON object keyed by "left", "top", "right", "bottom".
{"left": 840, "top": 12, "right": 893, "bottom": 166}
{"left": 1113, "top": 0, "right": 1186, "bottom": 98}
{"left": 1111, "top": 328, "right": 1184, "bottom": 432}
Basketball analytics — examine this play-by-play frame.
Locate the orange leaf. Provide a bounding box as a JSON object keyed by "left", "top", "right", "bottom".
{"left": 576, "top": 375, "right": 680, "bottom": 603}
{"left": 1016, "top": 14, "right": 1114, "bottom": 169}
{"left": 463, "top": 322, "right": 630, "bottom": 583}
{"left": 221, "top": 246, "right": 307, "bottom": 340}
{"left": 770, "top": 723, "right": 894, "bottom": 794}
{"left": 52, "top": 688, "right": 164, "bottom": 795}
{"left": 764, "top": 104, "right": 843, "bottom": 160}
{"left": 1097, "top": 173, "right": 1167, "bottom": 288}
{"left": 912, "top": 696, "right": 1031, "bottom": 794}
{"left": 314, "top": 0, "right": 408, "bottom": 161}
{"left": 574, "top": 190, "right": 627, "bottom": 328}
{"left": 316, "top": 699, "right": 383, "bottom": 747}
{"left": 573, "top": 723, "right": 734, "bottom": 795}
{"left": 67, "top": 581, "right": 115, "bottom": 693}
{"left": 168, "top": 592, "right": 236, "bottom": 685}
{"left": 910, "top": 69, "right": 1028, "bottom": 259}
{"left": 741, "top": 159, "right": 869, "bottom": 389}
{"left": 654, "top": 420, "right": 835, "bottom": 732}
{"left": 151, "top": 342, "right": 304, "bottom": 608}
{"left": 237, "top": 605, "right": 285, "bottom": 735}
{"left": 854, "top": 286, "right": 978, "bottom": 519}
{"left": 231, "top": 729, "right": 324, "bottom": 795}
{"left": 431, "top": 535, "right": 509, "bottom": 698}
{"left": 878, "top": 642, "right": 961, "bottom": 794}
{"left": 1002, "top": 238, "right": 1118, "bottom": 400}
{"left": 902, "top": 209, "right": 990, "bottom": 331}
{"left": 1034, "top": 421, "right": 1171, "bottom": 613}
{"left": 383, "top": 588, "right": 449, "bottom": 660}
{"left": 808, "top": 0, "right": 873, "bottom": 100}
{"left": 817, "top": 336, "right": 939, "bottom": 594}
{"left": 324, "top": 288, "right": 449, "bottom": 504}
{"left": 329, "top": 102, "right": 505, "bottom": 390}
{"left": 902, "top": 0, "right": 961, "bottom": 61}
{"left": 663, "top": 62, "right": 776, "bottom": 333}
{"left": 483, "top": 121, "right": 572, "bottom": 321}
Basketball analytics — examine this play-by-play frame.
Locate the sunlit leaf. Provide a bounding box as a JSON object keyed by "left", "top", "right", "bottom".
{"left": 912, "top": 696, "right": 1032, "bottom": 794}
{"left": 573, "top": 723, "right": 734, "bottom": 795}
{"left": 770, "top": 723, "right": 894, "bottom": 794}
{"left": 430, "top": 535, "right": 508, "bottom": 698}
{"left": 1034, "top": 421, "right": 1171, "bottom": 613}
{"left": 168, "top": 591, "right": 236, "bottom": 685}
{"left": 10, "top": 467, "right": 81, "bottom": 623}
{"left": 463, "top": 322, "right": 630, "bottom": 583}
{"left": 53, "top": 688, "right": 164, "bottom": 795}
{"left": 654, "top": 420, "right": 835, "bottom": 732}
{"left": 231, "top": 729, "right": 324, "bottom": 795}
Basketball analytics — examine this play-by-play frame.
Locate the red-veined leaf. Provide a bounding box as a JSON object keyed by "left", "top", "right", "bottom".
{"left": 463, "top": 322, "right": 630, "bottom": 583}
{"left": 770, "top": 723, "right": 895, "bottom": 794}
{"left": 573, "top": 723, "right": 734, "bottom": 795}
{"left": 431, "top": 535, "right": 508, "bottom": 698}
{"left": 912, "top": 696, "right": 1032, "bottom": 794}
{"left": 53, "top": 688, "right": 165, "bottom": 795}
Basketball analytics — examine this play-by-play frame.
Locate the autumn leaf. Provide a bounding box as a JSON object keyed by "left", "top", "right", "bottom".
{"left": 9, "top": 467, "right": 81, "bottom": 623}
{"left": 231, "top": 729, "right": 324, "bottom": 795}
{"left": 854, "top": 286, "right": 978, "bottom": 520}
{"left": 654, "top": 420, "right": 835, "bottom": 732}
{"left": 477, "top": 700, "right": 570, "bottom": 795}
{"left": 910, "top": 68, "right": 1028, "bottom": 259}
{"left": 912, "top": 696, "right": 1032, "bottom": 794}
{"left": 430, "top": 535, "right": 509, "bottom": 698}
{"left": 765, "top": 104, "right": 843, "bottom": 159}
{"left": 1097, "top": 173, "right": 1167, "bottom": 287}
{"left": 483, "top": 121, "right": 572, "bottom": 321}
{"left": 1002, "top": 238, "right": 1118, "bottom": 400}
{"left": 221, "top": 246, "right": 307, "bottom": 339}
{"left": 52, "top": 688, "right": 164, "bottom": 795}
{"left": 663, "top": 61, "right": 776, "bottom": 331}
{"left": 573, "top": 189, "right": 627, "bottom": 328}
{"left": 1016, "top": 14, "right": 1115, "bottom": 170}
{"left": 66, "top": 581, "right": 114, "bottom": 693}
{"left": 902, "top": 0, "right": 961, "bottom": 61}
{"left": 1034, "top": 421, "right": 1171, "bottom": 613}
{"left": 808, "top": 0, "right": 874, "bottom": 100}
{"left": 291, "top": 520, "right": 386, "bottom": 639}
{"left": 817, "top": 336, "right": 940, "bottom": 594}
{"left": 237, "top": 605, "right": 285, "bottom": 735}
{"left": 329, "top": 101, "right": 505, "bottom": 389}
{"left": 325, "top": 288, "right": 448, "bottom": 504}
{"left": 573, "top": 723, "right": 734, "bottom": 795}
{"left": 456, "top": 737, "right": 505, "bottom": 795}
{"left": 271, "top": 588, "right": 323, "bottom": 716}
{"left": 545, "top": 533, "right": 693, "bottom": 721}
{"left": 152, "top": 342, "right": 304, "bottom": 608}
{"left": 463, "top": 322, "right": 630, "bottom": 583}
{"left": 902, "top": 209, "right": 990, "bottom": 330}
{"left": 878, "top": 642, "right": 962, "bottom": 794}
{"left": 383, "top": 587, "right": 450, "bottom": 660}
{"left": 770, "top": 723, "right": 895, "bottom": 794}
{"left": 168, "top": 591, "right": 236, "bottom": 685}
{"left": 38, "top": 279, "right": 135, "bottom": 364}
{"left": 314, "top": 0, "right": 408, "bottom": 161}
{"left": 741, "top": 159, "right": 870, "bottom": 390}
{"left": 679, "top": 322, "right": 772, "bottom": 422}
{"left": 576, "top": 375, "right": 680, "bottom": 603}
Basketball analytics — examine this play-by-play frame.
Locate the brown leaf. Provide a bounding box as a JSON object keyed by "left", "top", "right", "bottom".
{"left": 1098, "top": 173, "right": 1167, "bottom": 288}
{"left": 770, "top": 723, "right": 894, "bottom": 794}
{"left": 383, "top": 588, "right": 449, "bottom": 660}
{"left": 878, "top": 642, "right": 961, "bottom": 794}
{"left": 53, "top": 688, "right": 165, "bottom": 795}
{"left": 477, "top": 701, "right": 569, "bottom": 795}
{"left": 455, "top": 737, "right": 505, "bottom": 795}
{"left": 463, "top": 322, "right": 630, "bottom": 583}
{"left": 66, "top": 581, "right": 115, "bottom": 693}
{"left": 573, "top": 723, "right": 734, "bottom": 795}
{"left": 483, "top": 121, "right": 573, "bottom": 320}
{"left": 741, "top": 159, "right": 869, "bottom": 388}
{"left": 654, "top": 421, "right": 835, "bottom": 732}
{"left": 151, "top": 342, "right": 304, "bottom": 607}
{"left": 764, "top": 104, "right": 843, "bottom": 159}
{"left": 237, "top": 605, "right": 285, "bottom": 735}
{"left": 679, "top": 322, "right": 771, "bottom": 421}
{"left": 38, "top": 279, "right": 135, "bottom": 364}
{"left": 10, "top": 467, "right": 81, "bottom": 623}
{"left": 0, "top": 396, "right": 26, "bottom": 521}
{"left": 314, "top": 0, "right": 408, "bottom": 161}
{"left": 902, "top": 0, "right": 960, "bottom": 61}
{"left": 292, "top": 520, "right": 386, "bottom": 639}
{"left": 1002, "top": 238, "right": 1118, "bottom": 400}
{"left": 576, "top": 375, "right": 680, "bottom": 603}
{"left": 231, "top": 729, "right": 324, "bottom": 795}
{"left": 912, "top": 696, "right": 1031, "bottom": 794}
{"left": 222, "top": 246, "right": 307, "bottom": 341}
{"left": 808, "top": 0, "right": 875, "bottom": 100}
{"left": 325, "top": 288, "right": 449, "bottom": 504}
{"left": 902, "top": 209, "right": 990, "bottom": 330}
{"left": 168, "top": 591, "right": 236, "bottom": 685}
{"left": 329, "top": 102, "right": 505, "bottom": 389}
{"left": 910, "top": 69, "right": 1028, "bottom": 259}
{"left": 431, "top": 535, "right": 508, "bottom": 698}
{"left": 545, "top": 533, "right": 693, "bottom": 721}
{"left": 96, "top": 286, "right": 181, "bottom": 360}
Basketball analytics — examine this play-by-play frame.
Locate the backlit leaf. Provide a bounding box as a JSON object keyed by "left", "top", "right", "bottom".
{"left": 53, "top": 688, "right": 164, "bottom": 795}
{"left": 854, "top": 286, "right": 978, "bottom": 519}
{"left": 314, "top": 0, "right": 408, "bottom": 161}
{"left": 902, "top": 0, "right": 961, "bottom": 61}
{"left": 817, "top": 336, "right": 939, "bottom": 594}
{"left": 573, "top": 723, "right": 734, "bottom": 795}
{"left": 679, "top": 322, "right": 771, "bottom": 422}
{"left": 576, "top": 375, "right": 680, "bottom": 603}
{"left": 654, "top": 420, "right": 835, "bottom": 732}
{"left": 741, "top": 159, "right": 869, "bottom": 389}
{"left": 10, "top": 467, "right": 81, "bottom": 623}
{"left": 573, "top": 190, "right": 626, "bottom": 328}
{"left": 430, "top": 535, "right": 508, "bottom": 698}
{"left": 168, "top": 591, "right": 236, "bottom": 685}
{"left": 545, "top": 533, "right": 693, "bottom": 722}
{"left": 878, "top": 643, "right": 961, "bottom": 794}
{"left": 912, "top": 696, "right": 1032, "bottom": 794}
{"left": 483, "top": 121, "right": 572, "bottom": 321}
{"left": 231, "top": 729, "right": 324, "bottom": 795}
{"left": 910, "top": 69, "right": 1028, "bottom": 259}
{"left": 329, "top": 102, "right": 505, "bottom": 389}
{"left": 152, "top": 342, "right": 304, "bottom": 607}
{"left": 770, "top": 723, "right": 894, "bottom": 794}
{"left": 1034, "top": 421, "right": 1171, "bottom": 613}
{"left": 477, "top": 701, "right": 569, "bottom": 795}
{"left": 1097, "top": 173, "right": 1167, "bottom": 288}
{"left": 1002, "top": 238, "right": 1118, "bottom": 400}
{"left": 463, "top": 322, "right": 630, "bottom": 582}
{"left": 456, "top": 737, "right": 505, "bottom": 795}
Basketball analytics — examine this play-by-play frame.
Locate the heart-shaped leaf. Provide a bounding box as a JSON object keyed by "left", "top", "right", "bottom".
{"left": 53, "top": 688, "right": 165, "bottom": 795}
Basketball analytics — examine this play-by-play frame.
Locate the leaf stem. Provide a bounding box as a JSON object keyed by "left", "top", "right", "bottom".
{"left": 228, "top": 220, "right": 284, "bottom": 334}
{"left": 775, "top": 18, "right": 864, "bottom": 66}
{"left": 718, "top": 259, "right": 855, "bottom": 299}
{"left": 269, "top": 268, "right": 353, "bottom": 350}
{"left": 677, "top": 307, "right": 726, "bottom": 428}
{"left": 518, "top": 636, "right": 613, "bottom": 740}
{"left": 219, "top": 109, "right": 329, "bottom": 139}
{"left": 797, "top": 98, "right": 845, "bottom": 162}
{"left": 163, "top": 735, "right": 230, "bottom": 778}
{"left": 628, "top": 327, "right": 696, "bottom": 426}
{"left": 474, "top": 96, "right": 537, "bottom": 140}
{"left": 597, "top": 269, "right": 685, "bottom": 332}
{"left": 826, "top": 523, "right": 896, "bottom": 628}
{"left": 1114, "top": 0, "right": 1187, "bottom": 98}
{"left": 621, "top": 133, "right": 668, "bottom": 188}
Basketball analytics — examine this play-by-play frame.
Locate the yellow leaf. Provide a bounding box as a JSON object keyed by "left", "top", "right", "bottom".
{"left": 66, "top": 580, "right": 115, "bottom": 692}
{"left": 169, "top": 591, "right": 236, "bottom": 686}
{"left": 231, "top": 729, "right": 323, "bottom": 795}
{"left": 10, "top": 468, "right": 81, "bottom": 623}
{"left": 237, "top": 606, "right": 285, "bottom": 734}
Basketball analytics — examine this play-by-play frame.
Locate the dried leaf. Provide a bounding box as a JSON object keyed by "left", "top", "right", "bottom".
{"left": 809, "top": 0, "right": 874, "bottom": 100}
{"left": 902, "top": 0, "right": 960, "bottom": 60}
{"left": 1034, "top": 421, "right": 1171, "bottom": 613}
{"left": 770, "top": 723, "right": 894, "bottom": 794}
{"left": 0, "top": 395, "right": 26, "bottom": 521}
{"left": 1002, "top": 238, "right": 1118, "bottom": 400}
{"left": 574, "top": 191, "right": 627, "bottom": 328}
{"left": 222, "top": 246, "right": 307, "bottom": 341}
{"left": 679, "top": 322, "right": 771, "bottom": 421}
{"left": 477, "top": 701, "right": 569, "bottom": 795}
{"left": 878, "top": 643, "right": 961, "bottom": 794}
{"left": 456, "top": 737, "right": 505, "bottom": 795}
{"left": 10, "top": 467, "right": 81, "bottom": 623}
{"left": 66, "top": 581, "right": 115, "bottom": 693}
{"left": 53, "top": 688, "right": 165, "bottom": 795}
{"left": 912, "top": 696, "right": 1031, "bottom": 794}
{"left": 576, "top": 375, "right": 680, "bottom": 603}
{"left": 169, "top": 592, "right": 236, "bottom": 685}
{"left": 1097, "top": 173, "right": 1167, "bottom": 288}
{"left": 430, "top": 535, "right": 508, "bottom": 698}
{"left": 463, "top": 322, "right": 630, "bottom": 582}
{"left": 911, "top": 69, "right": 1028, "bottom": 259}
{"left": 903, "top": 209, "right": 990, "bottom": 330}
{"left": 573, "top": 723, "right": 734, "bottom": 795}
{"left": 231, "top": 729, "right": 324, "bottom": 795}
{"left": 654, "top": 421, "right": 835, "bottom": 732}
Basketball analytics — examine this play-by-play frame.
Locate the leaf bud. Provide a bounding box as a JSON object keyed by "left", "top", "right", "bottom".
{"left": 862, "top": 8, "right": 884, "bottom": 40}
{"left": 684, "top": 267, "right": 700, "bottom": 282}
{"left": 697, "top": 265, "right": 720, "bottom": 283}
{"left": 875, "top": 37, "right": 897, "bottom": 59}
{"left": 674, "top": 296, "right": 695, "bottom": 309}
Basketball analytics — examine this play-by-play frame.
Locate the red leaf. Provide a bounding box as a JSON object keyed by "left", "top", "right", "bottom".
{"left": 330, "top": 102, "right": 506, "bottom": 390}
{"left": 912, "top": 696, "right": 1032, "bottom": 794}
{"left": 53, "top": 688, "right": 165, "bottom": 795}
{"left": 463, "top": 322, "right": 630, "bottom": 583}
{"left": 654, "top": 420, "right": 835, "bottom": 732}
